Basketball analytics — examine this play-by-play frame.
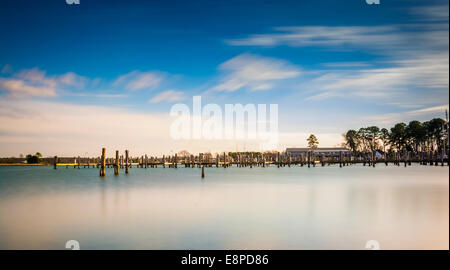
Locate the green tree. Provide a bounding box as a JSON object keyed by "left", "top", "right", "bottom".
{"left": 357, "top": 127, "right": 380, "bottom": 152}
{"left": 390, "top": 123, "right": 407, "bottom": 152}
{"left": 26, "top": 152, "right": 42, "bottom": 164}
{"left": 406, "top": 120, "right": 426, "bottom": 153}
{"left": 344, "top": 129, "right": 359, "bottom": 154}
{"left": 379, "top": 128, "right": 390, "bottom": 153}
{"left": 307, "top": 134, "right": 319, "bottom": 149}
{"left": 424, "top": 118, "right": 446, "bottom": 152}
{"left": 366, "top": 126, "right": 380, "bottom": 152}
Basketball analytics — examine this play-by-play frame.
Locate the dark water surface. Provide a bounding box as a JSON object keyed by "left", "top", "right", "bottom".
{"left": 0, "top": 164, "right": 448, "bottom": 249}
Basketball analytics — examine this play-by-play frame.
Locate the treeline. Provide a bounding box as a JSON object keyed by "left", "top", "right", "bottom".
{"left": 344, "top": 118, "right": 448, "bottom": 154}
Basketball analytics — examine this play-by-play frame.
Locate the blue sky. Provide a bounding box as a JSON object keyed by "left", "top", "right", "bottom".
{"left": 0, "top": 0, "right": 448, "bottom": 156}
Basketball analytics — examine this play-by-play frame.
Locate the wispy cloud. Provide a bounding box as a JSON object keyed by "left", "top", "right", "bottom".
{"left": 71, "top": 93, "right": 128, "bottom": 98}
{"left": 306, "top": 52, "right": 449, "bottom": 101}
{"left": 113, "top": 71, "right": 164, "bottom": 91}
{"left": 211, "top": 54, "right": 300, "bottom": 92}
{"left": 226, "top": 23, "right": 448, "bottom": 58}
{"left": 363, "top": 104, "right": 449, "bottom": 126}
{"left": 226, "top": 26, "right": 406, "bottom": 51}
{"left": 225, "top": 20, "right": 448, "bottom": 109}
{"left": 149, "top": 90, "right": 186, "bottom": 103}
{"left": 410, "top": 4, "right": 449, "bottom": 22}
{"left": 0, "top": 68, "right": 89, "bottom": 98}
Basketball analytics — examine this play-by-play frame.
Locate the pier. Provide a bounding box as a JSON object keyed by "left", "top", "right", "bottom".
{"left": 43, "top": 148, "right": 450, "bottom": 178}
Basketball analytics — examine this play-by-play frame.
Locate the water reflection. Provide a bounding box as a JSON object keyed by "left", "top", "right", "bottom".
{"left": 0, "top": 165, "right": 448, "bottom": 249}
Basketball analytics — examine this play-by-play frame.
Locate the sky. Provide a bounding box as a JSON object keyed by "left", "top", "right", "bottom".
{"left": 0, "top": 0, "right": 448, "bottom": 157}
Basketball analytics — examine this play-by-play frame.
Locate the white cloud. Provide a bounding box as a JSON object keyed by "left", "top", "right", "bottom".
{"left": 58, "top": 72, "right": 88, "bottom": 88}
{"left": 149, "top": 90, "right": 186, "bottom": 103}
{"left": 362, "top": 105, "right": 449, "bottom": 126}
{"left": 211, "top": 54, "right": 300, "bottom": 92}
{"left": 226, "top": 26, "right": 405, "bottom": 50}
{"left": 114, "top": 71, "right": 163, "bottom": 91}
{"left": 306, "top": 52, "right": 449, "bottom": 102}
{"left": 226, "top": 24, "right": 448, "bottom": 58}
{"left": 0, "top": 79, "right": 56, "bottom": 97}
{"left": 410, "top": 4, "right": 449, "bottom": 22}
{"left": 0, "top": 68, "right": 58, "bottom": 97}
{"left": 0, "top": 68, "right": 90, "bottom": 98}
{"left": 224, "top": 23, "right": 448, "bottom": 109}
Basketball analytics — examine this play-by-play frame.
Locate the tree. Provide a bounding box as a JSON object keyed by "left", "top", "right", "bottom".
{"left": 379, "top": 128, "right": 390, "bottom": 153}
{"left": 344, "top": 129, "right": 359, "bottom": 154}
{"left": 177, "top": 150, "right": 190, "bottom": 157}
{"left": 344, "top": 117, "right": 447, "bottom": 155}
{"left": 406, "top": 120, "right": 426, "bottom": 153}
{"left": 307, "top": 134, "right": 319, "bottom": 149}
{"left": 424, "top": 118, "right": 446, "bottom": 152}
{"left": 390, "top": 123, "right": 407, "bottom": 152}
{"left": 357, "top": 127, "right": 380, "bottom": 152}
{"left": 365, "top": 126, "right": 380, "bottom": 152}
{"left": 26, "top": 152, "right": 42, "bottom": 164}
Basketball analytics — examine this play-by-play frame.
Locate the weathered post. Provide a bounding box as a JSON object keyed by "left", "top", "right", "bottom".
{"left": 53, "top": 156, "right": 58, "bottom": 170}
{"left": 114, "top": 150, "right": 119, "bottom": 175}
{"left": 339, "top": 151, "right": 343, "bottom": 168}
{"left": 100, "top": 148, "right": 106, "bottom": 177}
{"left": 372, "top": 151, "right": 376, "bottom": 168}
{"left": 125, "top": 150, "right": 129, "bottom": 174}
{"left": 404, "top": 151, "right": 407, "bottom": 167}
{"left": 223, "top": 152, "right": 226, "bottom": 168}
{"left": 307, "top": 151, "right": 311, "bottom": 168}
{"left": 201, "top": 165, "right": 205, "bottom": 178}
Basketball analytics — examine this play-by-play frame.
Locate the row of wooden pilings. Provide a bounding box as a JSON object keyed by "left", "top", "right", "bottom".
{"left": 52, "top": 148, "right": 449, "bottom": 177}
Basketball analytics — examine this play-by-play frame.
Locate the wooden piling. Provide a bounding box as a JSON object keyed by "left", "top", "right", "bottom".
{"left": 125, "top": 150, "right": 129, "bottom": 174}
{"left": 100, "top": 148, "right": 106, "bottom": 177}
{"left": 114, "top": 150, "right": 119, "bottom": 175}
{"left": 53, "top": 156, "right": 58, "bottom": 170}
{"left": 307, "top": 151, "right": 311, "bottom": 168}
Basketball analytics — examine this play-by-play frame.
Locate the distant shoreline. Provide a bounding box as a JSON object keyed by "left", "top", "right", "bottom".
{"left": 0, "top": 163, "right": 50, "bottom": 166}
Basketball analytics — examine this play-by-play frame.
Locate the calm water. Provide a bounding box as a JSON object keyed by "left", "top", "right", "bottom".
{"left": 0, "top": 164, "right": 448, "bottom": 250}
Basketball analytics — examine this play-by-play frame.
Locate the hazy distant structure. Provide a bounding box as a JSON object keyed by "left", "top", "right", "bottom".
{"left": 285, "top": 147, "right": 351, "bottom": 157}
